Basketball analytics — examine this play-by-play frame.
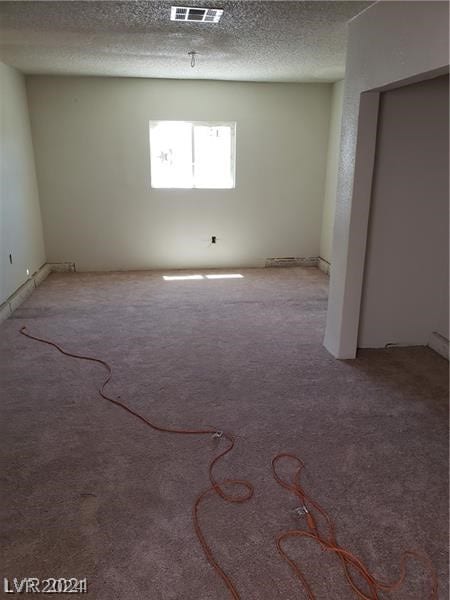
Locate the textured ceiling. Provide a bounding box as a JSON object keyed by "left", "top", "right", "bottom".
{"left": 0, "top": 1, "right": 373, "bottom": 82}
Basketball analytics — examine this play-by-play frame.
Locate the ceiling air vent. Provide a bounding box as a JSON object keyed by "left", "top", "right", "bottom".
{"left": 170, "top": 6, "right": 223, "bottom": 23}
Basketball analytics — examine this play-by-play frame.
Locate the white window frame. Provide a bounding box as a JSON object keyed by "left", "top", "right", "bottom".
{"left": 149, "top": 120, "right": 236, "bottom": 190}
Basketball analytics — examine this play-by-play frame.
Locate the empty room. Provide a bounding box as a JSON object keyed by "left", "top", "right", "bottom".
{"left": 0, "top": 1, "right": 448, "bottom": 598}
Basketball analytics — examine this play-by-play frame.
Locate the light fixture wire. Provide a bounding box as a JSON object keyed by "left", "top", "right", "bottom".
{"left": 188, "top": 50, "right": 197, "bottom": 68}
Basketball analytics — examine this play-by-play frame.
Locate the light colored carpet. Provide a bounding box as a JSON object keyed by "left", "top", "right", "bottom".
{"left": 0, "top": 267, "right": 448, "bottom": 599}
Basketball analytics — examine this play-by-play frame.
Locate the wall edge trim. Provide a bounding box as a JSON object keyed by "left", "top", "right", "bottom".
{"left": 265, "top": 256, "right": 319, "bottom": 268}
{"left": 318, "top": 257, "right": 331, "bottom": 275}
{"left": 428, "top": 331, "right": 449, "bottom": 360}
{"left": 0, "top": 262, "right": 76, "bottom": 324}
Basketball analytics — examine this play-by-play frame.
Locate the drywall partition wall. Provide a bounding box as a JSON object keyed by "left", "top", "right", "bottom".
{"left": 319, "top": 80, "right": 344, "bottom": 269}
{"left": 324, "top": 0, "right": 449, "bottom": 359}
{"left": 0, "top": 62, "right": 46, "bottom": 305}
{"left": 27, "top": 77, "right": 331, "bottom": 271}
{"left": 358, "top": 75, "right": 449, "bottom": 348}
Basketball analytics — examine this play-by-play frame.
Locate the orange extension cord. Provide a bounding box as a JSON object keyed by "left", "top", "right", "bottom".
{"left": 19, "top": 326, "right": 251, "bottom": 599}
{"left": 19, "top": 326, "right": 438, "bottom": 599}
{"left": 271, "top": 453, "right": 438, "bottom": 600}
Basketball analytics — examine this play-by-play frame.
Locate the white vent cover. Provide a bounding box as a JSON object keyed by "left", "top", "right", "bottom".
{"left": 170, "top": 6, "right": 223, "bottom": 23}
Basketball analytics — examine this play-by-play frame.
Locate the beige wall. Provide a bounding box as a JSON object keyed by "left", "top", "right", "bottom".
{"left": 27, "top": 76, "right": 331, "bottom": 271}
{"left": 359, "top": 75, "right": 449, "bottom": 347}
{"left": 324, "top": 0, "right": 449, "bottom": 358}
{"left": 319, "top": 80, "right": 344, "bottom": 266}
{"left": 0, "top": 62, "right": 46, "bottom": 304}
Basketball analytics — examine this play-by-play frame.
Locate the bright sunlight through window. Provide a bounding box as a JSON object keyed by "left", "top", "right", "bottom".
{"left": 205, "top": 274, "right": 243, "bottom": 279}
{"left": 163, "top": 273, "right": 243, "bottom": 281}
{"left": 163, "top": 274, "right": 204, "bottom": 281}
{"left": 149, "top": 121, "right": 236, "bottom": 189}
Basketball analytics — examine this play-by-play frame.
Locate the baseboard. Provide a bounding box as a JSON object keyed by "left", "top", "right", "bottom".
{"left": 265, "top": 256, "right": 319, "bottom": 268}
{"left": 33, "top": 263, "right": 52, "bottom": 285}
{"left": 47, "top": 262, "right": 76, "bottom": 272}
{"left": 428, "top": 331, "right": 449, "bottom": 360}
{"left": 1, "top": 269, "right": 46, "bottom": 324}
{"left": 0, "top": 262, "right": 76, "bottom": 324}
{"left": 318, "top": 257, "right": 331, "bottom": 276}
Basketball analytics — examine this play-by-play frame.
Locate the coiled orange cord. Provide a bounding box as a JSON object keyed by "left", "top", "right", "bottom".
{"left": 19, "top": 326, "right": 252, "bottom": 599}
{"left": 19, "top": 327, "right": 438, "bottom": 599}
{"left": 272, "top": 453, "right": 438, "bottom": 599}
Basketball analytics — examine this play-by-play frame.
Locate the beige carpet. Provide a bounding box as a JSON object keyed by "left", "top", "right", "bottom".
{"left": 0, "top": 267, "right": 448, "bottom": 599}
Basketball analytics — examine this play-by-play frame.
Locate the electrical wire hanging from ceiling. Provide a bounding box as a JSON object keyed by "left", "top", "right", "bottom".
{"left": 188, "top": 50, "right": 197, "bottom": 68}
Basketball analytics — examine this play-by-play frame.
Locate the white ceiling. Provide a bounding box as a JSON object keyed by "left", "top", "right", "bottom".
{"left": 0, "top": 1, "right": 373, "bottom": 82}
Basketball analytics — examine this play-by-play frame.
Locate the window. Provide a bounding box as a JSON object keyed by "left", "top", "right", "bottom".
{"left": 149, "top": 121, "right": 236, "bottom": 189}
